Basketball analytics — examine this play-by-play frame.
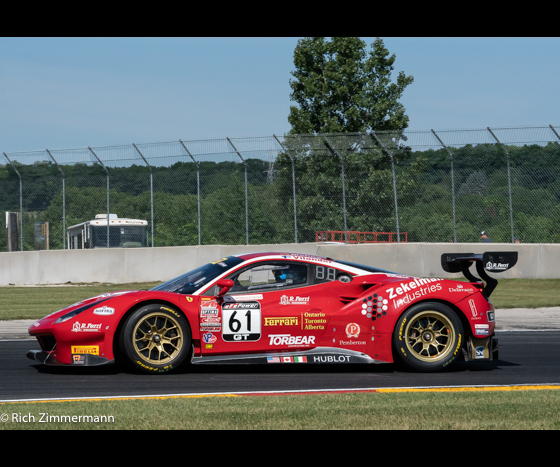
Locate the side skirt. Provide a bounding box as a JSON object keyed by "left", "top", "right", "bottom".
{"left": 192, "top": 347, "right": 388, "bottom": 365}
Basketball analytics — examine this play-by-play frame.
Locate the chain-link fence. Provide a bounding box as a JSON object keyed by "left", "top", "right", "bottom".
{"left": 2, "top": 125, "right": 559, "bottom": 251}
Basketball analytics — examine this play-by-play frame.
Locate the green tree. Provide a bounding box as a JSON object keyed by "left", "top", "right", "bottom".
{"left": 288, "top": 37, "right": 414, "bottom": 134}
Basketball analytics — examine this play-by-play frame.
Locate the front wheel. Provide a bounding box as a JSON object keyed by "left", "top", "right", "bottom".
{"left": 120, "top": 304, "right": 192, "bottom": 374}
{"left": 393, "top": 302, "right": 464, "bottom": 372}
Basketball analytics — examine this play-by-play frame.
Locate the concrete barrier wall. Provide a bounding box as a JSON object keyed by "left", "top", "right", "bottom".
{"left": 0, "top": 242, "right": 556, "bottom": 286}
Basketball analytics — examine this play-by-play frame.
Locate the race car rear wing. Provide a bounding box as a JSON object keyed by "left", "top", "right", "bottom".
{"left": 441, "top": 251, "right": 518, "bottom": 298}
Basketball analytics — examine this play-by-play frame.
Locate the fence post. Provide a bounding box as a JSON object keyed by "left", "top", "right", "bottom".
{"left": 370, "top": 132, "right": 401, "bottom": 243}
{"left": 431, "top": 130, "right": 458, "bottom": 242}
{"left": 273, "top": 135, "right": 298, "bottom": 243}
{"left": 3, "top": 152, "right": 23, "bottom": 251}
{"left": 45, "top": 149, "right": 66, "bottom": 249}
{"left": 179, "top": 140, "right": 201, "bottom": 246}
{"left": 133, "top": 144, "right": 154, "bottom": 247}
{"left": 487, "top": 128, "right": 515, "bottom": 243}
{"left": 226, "top": 137, "right": 249, "bottom": 245}
{"left": 550, "top": 124, "right": 560, "bottom": 141}
{"left": 88, "top": 147, "right": 110, "bottom": 248}
{"left": 322, "top": 135, "right": 348, "bottom": 244}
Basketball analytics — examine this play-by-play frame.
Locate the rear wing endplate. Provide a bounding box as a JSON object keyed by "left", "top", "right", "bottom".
{"left": 441, "top": 251, "right": 518, "bottom": 298}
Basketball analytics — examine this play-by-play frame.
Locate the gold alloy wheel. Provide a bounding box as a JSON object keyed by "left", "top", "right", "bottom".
{"left": 404, "top": 310, "right": 455, "bottom": 362}
{"left": 132, "top": 312, "right": 184, "bottom": 365}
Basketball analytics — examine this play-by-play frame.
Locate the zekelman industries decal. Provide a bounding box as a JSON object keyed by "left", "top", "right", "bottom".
{"left": 387, "top": 278, "right": 443, "bottom": 309}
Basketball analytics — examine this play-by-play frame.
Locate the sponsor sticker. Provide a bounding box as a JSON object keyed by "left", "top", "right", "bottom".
{"left": 302, "top": 311, "right": 327, "bottom": 330}
{"left": 280, "top": 295, "right": 310, "bottom": 305}
{"left": 386, "top": 278, "right": 442, "bottom": 300}
{"left": 222, "top": 302, "right": 261, "bottom": 342}
{"left": 289, "top": 254, "right": 332, "bottom": 263}
{"left": 469, "top": 298, "right": 480, "bottom": 319}
{"left": 72, "top": 354, "right": 86, "bottom": 365}
{"left": 475, "top": 324, "right": 489, "bottom": 336}
{"left": 345, "top": 323, "right": 360, "bottom": 338}
{"left": 264, "top": 317, "right": 299, "bottom": 326}
{"left": 268, "top": 334, "right": 315, "bottom": 346}
{"left": 202, "top": 332, "right": 217, "bottom": 344}
{"left": 448, "top": 284, "right": 475, "bottom": 293}
{"left": 224, "top": 294, "right": 263, "bottom": 302}
{"left": 486, "top": 261, "right": 509, "bottom": 271}
{"left": 71, "top": 345, "right": 99, "bottom": 355}
{"left": 313, "top": 354, "right": 351, "bottom": 363}
{"left": 93, "top": 306, "right": 115, "bottom": 316}
{"left": 71, "top": 322, "right": 102, "bottom": 332}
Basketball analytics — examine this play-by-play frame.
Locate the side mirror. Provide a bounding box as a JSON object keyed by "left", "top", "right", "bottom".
{"left": 216, "top": 279, "right": 234, "bottom": 297}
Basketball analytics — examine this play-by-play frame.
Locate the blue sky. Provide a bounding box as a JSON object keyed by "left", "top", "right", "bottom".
{"left": 1, "top": 37, "right": 559, "bottom": 153}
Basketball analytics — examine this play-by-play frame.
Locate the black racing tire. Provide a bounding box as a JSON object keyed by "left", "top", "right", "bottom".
{"left": 393, "top": 302, "right": 464, "bottom": 372}
{"left": 119, "top": 303, "right": 192, "bottom": 374}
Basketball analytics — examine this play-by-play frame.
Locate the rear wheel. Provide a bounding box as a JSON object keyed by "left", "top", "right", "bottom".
{"left": 393, "top": 302, "right": 464, "bottom": 372}
{"left": 120, "top": 304, "right": 191, "bottom": 374}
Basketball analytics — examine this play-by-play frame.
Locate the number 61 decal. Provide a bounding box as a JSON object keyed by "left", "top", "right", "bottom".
{"left": 222, "top": 302, "right": 262, "bottom": 342}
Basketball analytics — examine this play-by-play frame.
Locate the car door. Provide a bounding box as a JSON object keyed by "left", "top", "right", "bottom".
{"left": 210, "top": 260, "right": 329, "bottom": 355}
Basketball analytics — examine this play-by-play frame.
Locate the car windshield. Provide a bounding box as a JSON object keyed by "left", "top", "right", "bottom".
{"left": 150, "top": 256, "right": 244, "bottom": 295}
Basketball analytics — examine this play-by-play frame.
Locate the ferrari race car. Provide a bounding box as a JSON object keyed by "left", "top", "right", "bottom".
{"left": 28, "top": 251, "right": 517, "bottom": 374}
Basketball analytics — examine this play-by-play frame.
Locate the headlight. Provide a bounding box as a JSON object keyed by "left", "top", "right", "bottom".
{"left": 54, "top": 299, "right": 109, "bottom": 324}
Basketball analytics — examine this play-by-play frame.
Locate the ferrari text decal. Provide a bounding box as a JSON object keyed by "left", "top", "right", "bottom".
{"left": 264, "top": 317, "right": 299, "bottom": 326}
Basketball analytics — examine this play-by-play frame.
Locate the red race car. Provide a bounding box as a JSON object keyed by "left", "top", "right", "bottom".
{"left": 28, "top": 251, "right": 517, "bottom": 373}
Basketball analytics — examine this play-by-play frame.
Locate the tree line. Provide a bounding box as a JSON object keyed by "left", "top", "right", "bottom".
{"left": 1, "top": 140, "right": 559, "bottom": 250}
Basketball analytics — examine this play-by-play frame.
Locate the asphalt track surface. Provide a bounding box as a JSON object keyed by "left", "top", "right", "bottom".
{"left": 1, "top": 331, "right": 559, "bottom": 402}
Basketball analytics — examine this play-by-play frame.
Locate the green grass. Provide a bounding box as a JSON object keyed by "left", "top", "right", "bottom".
{"left": 488, "top": 279, "right": 560, "bottom": 309}
{"left": 1, "top": 389, "right": 560, "bottom": 430}
{"left": 0, "top": 282, "right": 161, "bottom": 320}
{"left": 1, "top": 279, "right": 559, "bottom": 321}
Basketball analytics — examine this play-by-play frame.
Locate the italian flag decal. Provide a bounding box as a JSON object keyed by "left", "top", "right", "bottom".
{"left": 294, "top": 356, "right": 307, "bottom": 363}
